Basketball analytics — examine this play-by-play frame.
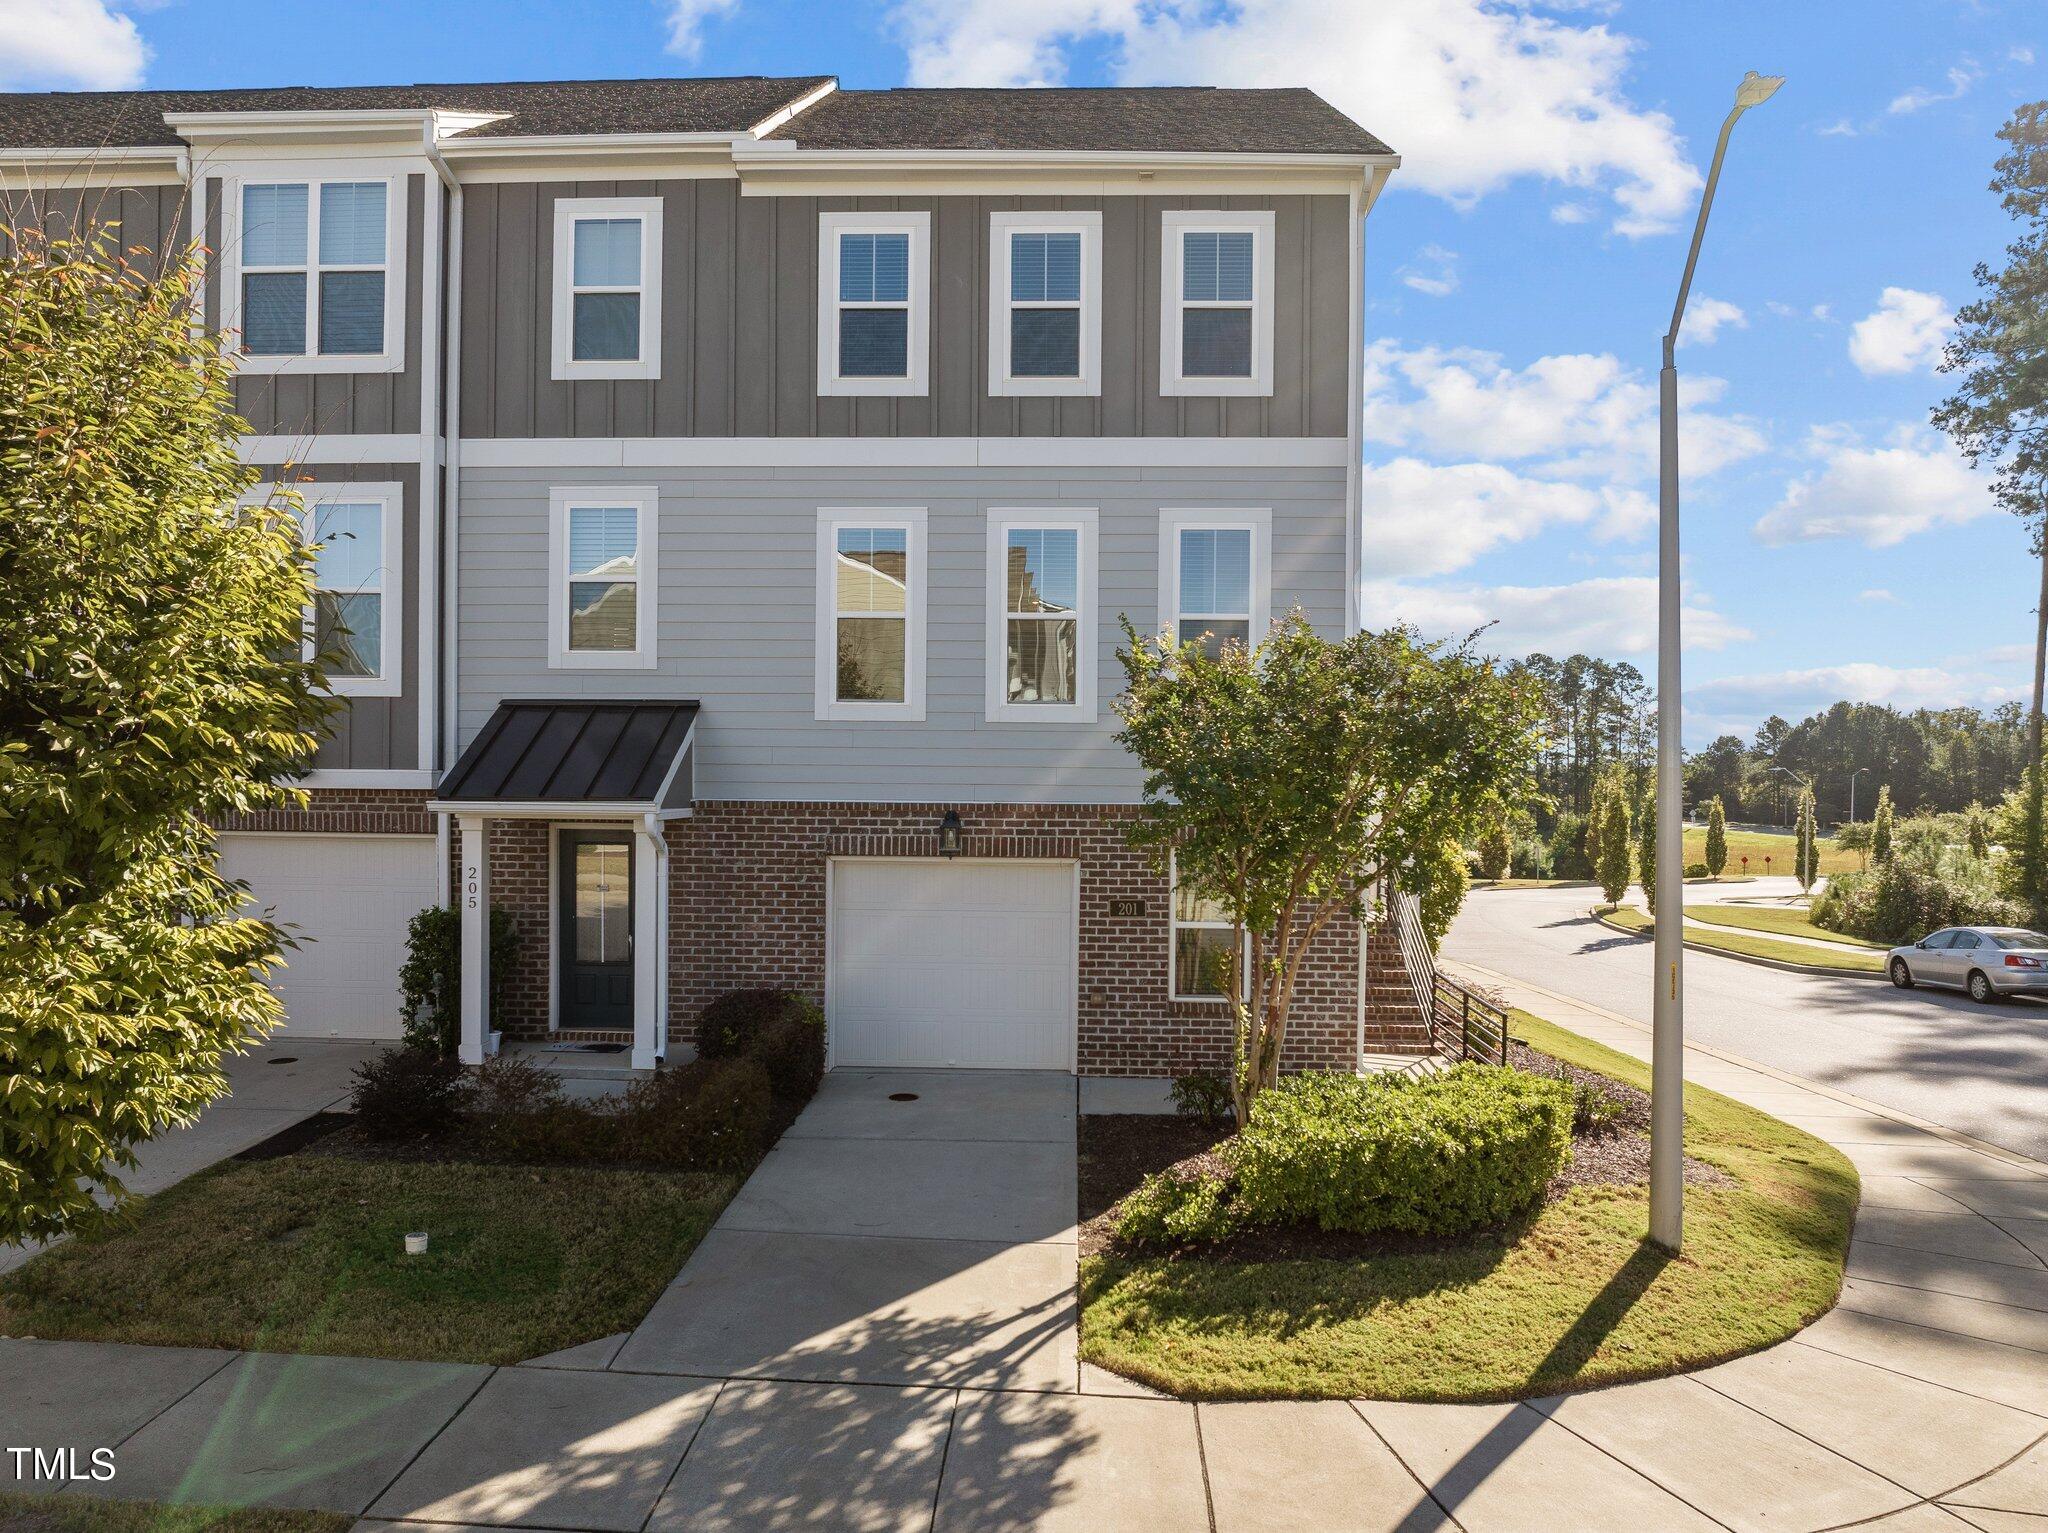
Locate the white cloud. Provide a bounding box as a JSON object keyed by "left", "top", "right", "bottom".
{"left": 0, "top": 0, "right": 146, "bottom": 89}
{"left": 1692, "top": 662, "right": 2017, "bottom": 718}
{"left": 661, "top": 0, "right": 739, "bottom": 60}
{"left": 892, "top": 0, "right": 1702, "bottom": 236}
{"left": 1360, "top": 458, "right": 1649, "bottom": 578}
{"left": 1359, "top": 575, "right": 1749, "bottom": 658}
{"left": 1754, "top": 426, "right": 1993, "bottom": 547}
{"left": 1857, "top": 588, "right": 1899, "bottom": 604}
{"left": 1361, "top": 339, "right": 1768, "bottom": 484}
{"left": 1679, "top": 295, "right": 1746, "bottom": 347}
{"left": 2011, "top": 45, "right": 2036, "bottom": 67}
{"left": 1888, "top": 63, "right": 1978, "bottom": 116}
{"left": 1398, "top": 243, "right": 1459, "bottom": 297}
{"left": 1849, "top": 287, "right": 1952, "bottom": 375}
{"left": 1550, "top": 202, "right": 1595, "bottom": 225}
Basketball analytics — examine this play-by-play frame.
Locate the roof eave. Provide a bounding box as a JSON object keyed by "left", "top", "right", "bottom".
{"left": 733, "top": 144, "right": 1398, "bottom": 170}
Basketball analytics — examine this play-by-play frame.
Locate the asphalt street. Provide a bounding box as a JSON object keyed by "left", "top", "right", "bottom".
{"left": 1443, "top": 881, "right": 2048, "bottom": 1162}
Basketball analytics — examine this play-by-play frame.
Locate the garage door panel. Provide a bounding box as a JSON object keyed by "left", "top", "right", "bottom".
{"left": 830, "top": 861, "right": 1076, "bottom": 1071}
{"left": 217, "top": 834, "right": 437, "bottom": 1040}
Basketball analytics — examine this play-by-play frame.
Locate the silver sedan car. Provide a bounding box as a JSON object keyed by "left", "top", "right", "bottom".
{"left": 1887, "top": 926, "right": 2048, "bottom": 1003}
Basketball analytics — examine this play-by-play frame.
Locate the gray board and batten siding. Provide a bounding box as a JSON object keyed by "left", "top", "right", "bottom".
{"left": 459, "top": 183, "right": 1352, "bottom": 440}
{"left": 456, "top": 463, "right": 1347, "bottom": 805}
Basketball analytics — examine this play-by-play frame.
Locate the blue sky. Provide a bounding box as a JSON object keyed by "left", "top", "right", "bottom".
{"left": 8, "top": 0, "right": 2042, "bottom": 745}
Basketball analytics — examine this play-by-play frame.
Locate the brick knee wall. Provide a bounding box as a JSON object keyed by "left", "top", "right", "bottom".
{"left": 216, "top": 786, "right": 434, "bottom": 836}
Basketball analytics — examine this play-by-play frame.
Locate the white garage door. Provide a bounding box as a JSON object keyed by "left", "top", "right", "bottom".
{"left": 216, "top": 833, "right": 438, "bottom": 1039}
{"left": 828, "top": 860, "right": 1076, "bottom": 1070}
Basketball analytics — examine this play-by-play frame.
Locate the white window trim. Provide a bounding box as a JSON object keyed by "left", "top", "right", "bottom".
{"left": 985, "top": 508, "right": 1097, "bottom": 723}
{"left": 1158, "top": 507, "right": 1272, "bottom": 652}
{"left": 1159, "top": 209, "right": 1275, "bottom": 398}
{"left": 296, "top": 481, "right": 403, "bottom": 699}
{"left": 815, "top": 506, "right": 927, "bottom": 722}
{"left": 550, "top": 195, "right": 664, "bottom": 382}
{"left": 1169, "top": 850, "right": 1249, "bottom": 1004}
{"left": 987, "top": 210, "right": 1102, "bottom": 398}
{"left": 548, "top": 486, "right": 659, "bottom": 671}
{"left": 220, "top": 167, "right": 406, "bottom": 375}
{"left": 817, "top": 211, "right": 930, "bottom": 398}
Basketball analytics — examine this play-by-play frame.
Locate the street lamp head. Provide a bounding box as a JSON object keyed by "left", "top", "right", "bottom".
{"left": 1734, "top": 71, "right": 1785, "bottom": 111}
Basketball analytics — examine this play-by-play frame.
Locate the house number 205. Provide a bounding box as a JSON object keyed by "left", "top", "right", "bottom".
{"left": 465, "top": 866, "right": 480, "bottom": 909}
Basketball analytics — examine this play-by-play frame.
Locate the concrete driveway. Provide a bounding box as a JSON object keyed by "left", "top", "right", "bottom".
{"left": 0, "top": 1037, "right": 380, "bottom": 1275}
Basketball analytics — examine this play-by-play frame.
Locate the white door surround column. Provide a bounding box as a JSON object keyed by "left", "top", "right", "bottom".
{"left": 457, "top": 814, "right": 491, "bottom": 1064}
{"left": 633, "top": 815, "right": 666, "bottom": 1071}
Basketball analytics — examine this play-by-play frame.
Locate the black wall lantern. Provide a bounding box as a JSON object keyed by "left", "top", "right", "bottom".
{"left": 937, "top": 809, "right": 964, "bottom": 858}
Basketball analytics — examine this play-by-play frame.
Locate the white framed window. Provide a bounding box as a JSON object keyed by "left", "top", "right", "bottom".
{"left": 988, "top": 210, "right": 1101, "bottom": 397}
{"left": 1160, "top": 210, "right": 1275, "bottom": 397}
{"left": 985, "top": 509, "right": 1097, "bottom": 722}
{"left": 818, "top": 211, "right": 929, "bottom": 397}
{"left": 1170, "top": 851, "right": 1246, "bottom": 1002}
{"left": 815, "top": 508, "right": 927, "bottom": 721}
{"left": 551, "top": 196, "right": 663, "bottom": 381}
{"left": 548, "top": 487, "right": 658, "bottom": 670}
{"left": 224, "top": 173, "right": 404, "bottom": 374}
{"left": 299, "top": 483, "right": 402, "bottom": 699}
{"left": 1159, "top": 508, "right": 1271, "bottom": 657}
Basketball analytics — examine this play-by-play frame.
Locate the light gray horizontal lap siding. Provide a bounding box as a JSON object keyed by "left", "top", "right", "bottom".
{"left": 203, "top": 174, "right": 427, "bottom": 438}
{"left": 460, "top": 185, "right": 1351, "bottom": 440}
{"left": 247, "top": 460, "right": 422, "bottom": 774}
{"left": 455, "top": 464, "right": 1346, "bottom": 804}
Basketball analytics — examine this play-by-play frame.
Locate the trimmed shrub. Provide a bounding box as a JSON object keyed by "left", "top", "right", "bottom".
{"left": 1114, "top": 1169, "right": 1237, "bottom": 1247}
{"left": 753, "top": 1008, "right": 826, "bottom": 1103}
{"left": 1227, "top": 1066, "right": 1574, "bottom": 1236}
{"left": 618, "top": 1057, "right": 771, "bottom": 1171}
{"left": 458, "top": 1053, "right": 595, "bottom": 1162}
{"left": 351, "top": 1046, "right": 466, "bottom": 1141}
{"left": 696, "top": 988, "right": 797, "bottom": 1059}
{"left": 1685, "top": 862, "right": 1711, "bottom": 879}
{"left": 1170, "top": 1069, "right": 1233, "bottom": 1123}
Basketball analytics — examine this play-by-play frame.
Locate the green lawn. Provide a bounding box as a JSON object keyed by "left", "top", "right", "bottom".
{"left": 1686, "top": 826, "right": 1860, "bottom": 877}
{"left": 1078, "top": 1009, "right": 1857, "bottom": 1402}
{"left": 0, "top": 1157, "right": 736, "bottom": 1365}
{"left": 0, "top": 1493, "right": 349, "bottom": 1533}
{"left": 1601, "top": 904, "right": 1885, "bottom": 973}
{"left": 1687, "top": 904, "right": 1888, "bottom": 950}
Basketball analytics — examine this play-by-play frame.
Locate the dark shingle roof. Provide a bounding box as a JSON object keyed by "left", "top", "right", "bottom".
{"left": 767, "top": 87, "right": 1390, "bottom": 157}
{"left": 0, "top": 76, "right": 832, "bottom": 150}
{"left": 438, "top": 700, "right": 698, "bottom": 805}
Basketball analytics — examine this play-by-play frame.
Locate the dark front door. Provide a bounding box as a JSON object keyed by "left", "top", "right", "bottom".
{"left": 559, "top": 830, "right": 633, "bottom": 1031}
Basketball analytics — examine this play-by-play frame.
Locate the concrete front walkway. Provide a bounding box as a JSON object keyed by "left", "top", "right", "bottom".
{"left": 7, "top": 1010, "right": 2048, "bottom": 1530}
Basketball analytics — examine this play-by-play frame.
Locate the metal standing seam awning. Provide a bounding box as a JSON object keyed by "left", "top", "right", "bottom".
{"left": 429, "top": 699, "right": 699, "bottom": 819}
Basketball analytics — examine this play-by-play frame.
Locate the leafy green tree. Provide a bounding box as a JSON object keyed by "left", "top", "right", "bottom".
{"left": 1967, "top": 802, "right": 1992, "bottom": 860}
{"left": 1596, "top": 789, "right": 1633, "bottom": 907}
{"left": 1794, "top": 789, "right": 1821, "bottom": 893}
{"left": 1474, "top": 814, "right": 1513, "bottom": 882}
{"left": 1935, "top": 101, "right": 2048, "bottom": 917}
{"left": 1704, "top": 795, "right": 1729, "bottom": 877}
{"left": 1115, "top": 613, "right": 1542, "bottom": 1124}
{"left": 0, "top": 228, "right": 332, "bottom": 1243}
{"left": 1638, "top": 786, "right": 1658, "bottom": 916}
{"left": 1873, "top": 786, "right": 1896, "bottom": 866}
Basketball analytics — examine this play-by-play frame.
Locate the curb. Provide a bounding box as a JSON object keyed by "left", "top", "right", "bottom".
{"left": 1446, "top": 957, "right": 2048, "bottom": 1176}
{"left": 1589, "top": 909, "right": 1886, "bottom": 980}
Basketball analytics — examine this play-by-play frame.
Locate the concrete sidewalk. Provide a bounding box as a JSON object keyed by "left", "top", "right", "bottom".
{"left": 7, "top": 1002, "right": 2048, "bottom": 1530}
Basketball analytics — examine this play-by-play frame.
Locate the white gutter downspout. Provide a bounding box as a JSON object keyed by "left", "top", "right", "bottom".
{"left": 423, "top": 131, "right": 462, "bottom": 906}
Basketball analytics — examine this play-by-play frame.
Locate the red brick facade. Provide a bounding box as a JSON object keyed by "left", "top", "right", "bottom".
{"left": 217, "top": 786, "right": 435, "bottom": 837}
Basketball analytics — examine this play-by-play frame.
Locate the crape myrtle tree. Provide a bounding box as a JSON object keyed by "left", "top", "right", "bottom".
{"left": 1114, "top": 614, "right": 1541, "bottom": 1126}
{"left": 0, "top": 226, "right": 332, "bottom": 1243}
{"left": 1704, "top": 795, "right": 1729, "bottom": 877}
{"left": 1935, "top": 101, "right": 2048, "bottom": 916}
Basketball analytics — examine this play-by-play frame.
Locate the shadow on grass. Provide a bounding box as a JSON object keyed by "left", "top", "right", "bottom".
{"left": 1520, "top": 1237, "right": 1674, "bottom": 1388}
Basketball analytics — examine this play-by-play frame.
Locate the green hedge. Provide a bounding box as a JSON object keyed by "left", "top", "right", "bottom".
{"left": 1227, "top": 1066, "right": 1574, "bottom": 1236}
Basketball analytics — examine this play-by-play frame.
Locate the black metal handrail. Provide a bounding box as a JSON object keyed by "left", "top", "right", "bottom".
{"left": 1384, "top": 878, "right": 1511, "bottom": 1067}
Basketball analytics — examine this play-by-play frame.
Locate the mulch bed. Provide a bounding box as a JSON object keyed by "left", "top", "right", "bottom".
{"left": 1079, "top": 1051, "right": 1732, "bottom": 1262}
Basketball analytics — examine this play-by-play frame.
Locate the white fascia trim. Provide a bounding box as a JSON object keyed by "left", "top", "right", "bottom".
{"left": 1160, "top": 209, "right": 1276, "bottom": 399}
{"left": 241, "top": 433, "right": 425, "bottom": 464}
{"left": 548, "top": 485, "right": 660, "bottom": 671}
{"left": 167, "top": 108, "right": 440, "bottom": 138}
{"left": 985, "top": 507, "right": 1098, "bottom": 724}
{"left": 817, "top": 210, "right": 930, "bottom": 398}
{"left": 0, "top": 147, "right": 186, "bottom": 184}
{"left": 733, "top": 145, "right": 1399, "bottom": 172}
{"left": 299, "top": 768, "right": 436, "bottom": 789}
{"left": 1157, "top": 506, "right": 1273, "bottom": 650}
{"left": 551, "top": 195, "right": 663, "bottom": 381}
{"left": 987, "top": 210, "right": 1102, "bottom": 399}
{"left": 439, "top": 132, "right": 748, "bottom": 159}
{"left": 815, "top": 506, "right": 928, "bottom": 722}
{"left": 219, "top": 162, "right": 408, "bottom": 375}
{"left": 745, "top": 80, "right": 839, "bottom": 138}
{"left": 459, "top": 436, "right": 1350, "bottom": 469}
{"left": 428, "top": 799, "right": 665, "bottom": 820}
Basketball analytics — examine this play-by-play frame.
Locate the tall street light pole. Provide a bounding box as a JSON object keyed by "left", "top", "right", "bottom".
{"left": 1850, "top": 766, "right": 1873, "bottom": 826}
{"left": 1652, "top": 69, "right": 1783, "bottom": 1254}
